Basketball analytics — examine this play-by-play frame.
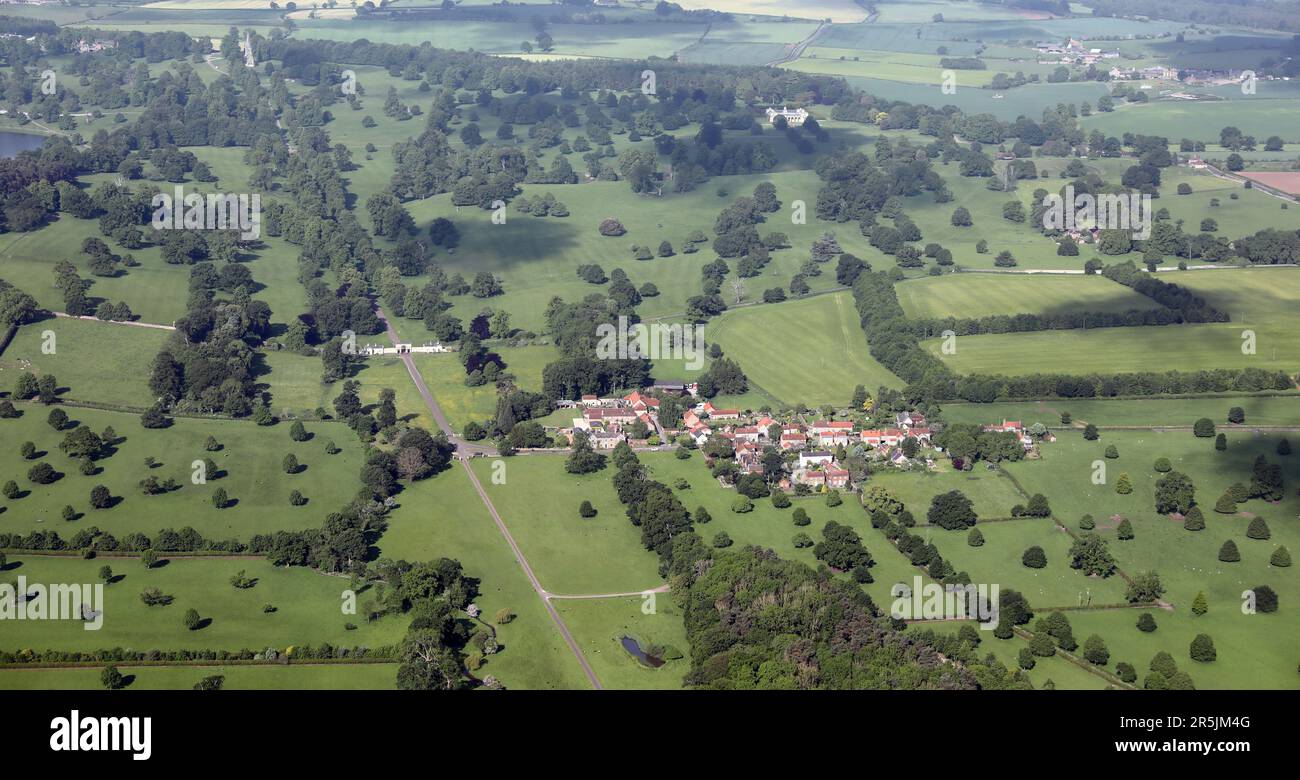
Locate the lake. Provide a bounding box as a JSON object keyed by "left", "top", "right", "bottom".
{"left": 0, "top": 131, "right": 46, "bottom": 159}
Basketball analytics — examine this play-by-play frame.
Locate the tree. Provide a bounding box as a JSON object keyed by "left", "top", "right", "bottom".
{"left": 184, "top": 608, "right": 202, "bottom": 630}
{"left": 1215, "top": 433, "right": 1227, "bottom": 451}
{"left": 1192, "top": 591, "right": 1208, "bottom": 616}
{"left": 1271, "top": 545, "right": 1292, "bottom": 568}
{"left": 1083, "top": 423, "right": 1099, "bottom": 440}
{"left": 1251, "top": 585, "right": 1278, "bottom": 613}
{"left": 141, "top": 549, "right": 159, "bottom": 569}
{"left": 1192, "top": 417, "right": 1215, "bottom": 437}
{"left": 1022, "top": 546, "right": 1047, "bottom": 568}
{"left": 579, "top": 500, "right": 596, "bottom": 518}
{"left": 99, "top": 565, "right": 113, "bottom": 584}
{"left": 101, "top": 665, "right": 126, "bottom": 690}
{"left": 1246, "top": 516, "right": 1271, "bottom": 540}
{"left": 1029, "top": 632, "right": 1056, "bottom": 657}
{"left": 951, "top": 207, "right": 972, "bottom": 226}
{"left": 1115, "top": 473, "right": 1132, "bottom": 495}
{"left": 928, "top": 490, "right": 976, "bottom": 530}
{"left": 1218, "top": 540, "right": 1240, "bottom": 562}
{"left": 565, "top": 431, "right": 607, "bottom": 474}
{"left": 1125, "top": 571, "right": 1164, "bottom": 603}
{"left": 1154, "top": 471, "right": 1194, "bottom": 514}
{"left": 90, "top": 485, "right": 113, "bottom": 509}
{"left": 1183, "top": 506, "right": 1205, "bottom": 531}
{"left": 967, "top": 528, "right": 984, "bottom": 547}
{"left": 1136, "top": 612, "right": 1157, "bottom": 632}
{"left": 1116, "top": 518, "right": 1134, "bottom": 540}
{"left": 194, "top": 675, "right": 225, "bottom": 691}
{"left": 1083, "top": 634, "right": 1110, "bottom": 666}
{"left": 1214, "top": 491, "right": 1237, "bottom": 514}
{"left": 1189, "top": 633, "right": 1216, "bottom": 663}
{"left": 1278, "top": 438, "right": 1291, "bottom": 456}
{"left": 282, "top": 453, "right": 300, "bottom": 474}
{"left": 212, "top": 487, "right": 229, "bottom": 509}
{"left": 1228, "top": 406, "right": 1245, "bottom": 424}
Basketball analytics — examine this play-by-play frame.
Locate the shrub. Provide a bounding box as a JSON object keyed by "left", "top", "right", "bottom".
{"left": 1218, "top": 540, "right": 1240, "bottom": 562}
{"left": 1022, "top": 546, "right": 1047, "bottom": 568}
{"left": 967, "top": 528, "right": 985, "bottom": 547}
{"left": 771, "top": 492, "right": 791, "bottom": 509}
{"left": 1192, "top": 418, "right": 1215, "bottom": 437}
{"left": 1246, "top": 516, "right": 1271, "bottom": 540}
{"left": 1251, "top": 585, "right": 1278, "bottom": 613}
{"left": 184, "top": 609, "right": 202, "bottom": 630}
{"left": 1270, "top": 545, "right": 1292, "bottom": 568}
{"left": 1115, "top": 662, "right": 1137, "bottom": 683}
{"left": 1192, "top": 591, "right": 1208, "bottom": 616}
{"left": 1116, "top": 518, "right": 1134, "bottom": 540}
{"left": 579, "top": 500, "right": 597, "bottom": 518}
{"left": 1136, "top": 612, "right": 1157, "bottom": 632}
{"left": 792, "top": 508, "right": 810, "bottom": 526}
{"left": 1153, "top": 457, "right": 1171, "bottom": 472}
{"left": 1189, "top": 633, "right": 1216, "bottom": 663}
{"left": 711, "top": 532, "right": 733, "bottom": 549}
{"left": 731, "top": 496, "right": 753, "bottom": 513}
{"left": 792, "top": 532, "right": 813, "bottom": 548}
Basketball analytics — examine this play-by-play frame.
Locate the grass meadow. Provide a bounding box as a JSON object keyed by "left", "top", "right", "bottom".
{"left": 0, "top": 406, "right": 365, "bottom": 538}
{"left": 0, "top": 663, "right": 399, "bottom": 690}
{"left": 0, "top": 319, "right": 168, "bottom": 409}
{"left": 0, "top": 555, "right": 408, "bottom": 653}
{"left": 896, "top": 274, "right": 1154, "bottom": 320}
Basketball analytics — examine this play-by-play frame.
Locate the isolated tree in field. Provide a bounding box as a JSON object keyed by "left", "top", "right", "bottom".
{"left": 1192, "top": 591, "right": 1208, "bottom": 616}
{"left": 1246, "top": 516, "right": 1271, "bottom": 540}
{"left": 205, "top": 435, "right": 220, "bottom": 451}
{"left": 282, "top": 454, "right": 299, "bottom": 474}
{"left": 1116, "top": 662, "right": 1137, "bottom": 683}
{"left": 1190, "top": 634, "right": 1216, "bottom": 663}
{"left": 1278, "top": 438, "right": 1291, "bottom": 456}
{"left": 1136, "top": 612, "right": 1157, "bottom": 632}
{"left": 141, "top": 549, "right": 158, "bottom": 569}
{"left": 1083, "top": 634, "right": 1109, "bottom": 666}
{"left": 290, "top": 420, "right": 309, "bottom": 442}
{"left": 3, "top": 481, "right": 19, "bottom": 499}
{"left": 194, "top": 675, "right": 225, "bottom": 691}
{"left": 1078, "top": 514, "right": 1095, "bottom": 530}
{"left": 1214, "top": 491, "right": 1237, "bottom": 514}
{"left": 1116, "top": 518, "right": 1134, "bottom": 540}
{"left": 99, "top": 565, "right": 113, "bottom": 584}
{"left": 1228, "top": 406, "right": 1245, "bottom": 424}
{"left": 289, "top": 489, "right": 306, "bottom": 506}
{"left": 967, "top": 528, "right": 984, "bottom": 547}
{"left": 1215, "top": 433, "right": 1227, "bottom": 451}
{"left": 1251, "top": 585, "right": 1278, "bottom": 613}
{"left": 712, "top": 532, "right": 732, "bottom": 549}
{"left": 1183, "top": 506, "right": 1205, "bottom": 531}
{"left": 1153, "top": 457, "right": 1171, "bottom": 473}
{"left": 184, "top": 609, "right": 201, "bottom": 630}
{"left": 1083, "top": 423, "right": 1098, "bottom": 440}
{"left": 1192, "top": 418, "right": 1215, "bottom": 437}
{"left": 951, "top": 207, "right": 972, "bottom": 226}
{"left": 212, "top": 487, "right": 228, "bottom": 509}
{"left": 694, "top": 506, "right": 712, "bottom": 525}
{"left": 101, "top": 665, "right": 125, "bottom": 690}
{"left": 1154, "top": 470, "right": 1194, "bottom": 514}
{"left": 90, "top": 485, "right": 112, "bottom": 509}
{"left": 579, "top": 500, "right": 596, "bottom": 518}
{"left": 792, "top": 508, "right": 809, "bottom": 526}
{"left": 1271, "top": 546, "right": 1292, "bottom": 567}
{"left": 47, "top": 408, "right": 68, "bottom": 430}
{"left": 1218, "top": 540, "right": 1240, "bottom": 562}
{"left": 1115, "top": 473, "right": 1132, "bottom": 495}
{"left": 1104, "top": 444, "right": 1119, "bottom": 459}
{"left": 1022, "top": 546, "right": 1047, "bottom": 569}
{"left": 1126, "top": 571, "right": 1164, "bottom": 603}
{"left": 928, "top": 490, "right": 977, "bottom": 530}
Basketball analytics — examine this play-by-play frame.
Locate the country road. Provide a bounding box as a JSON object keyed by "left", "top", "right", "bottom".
{"left": 375, "top": 305, "right": 606, "bottom": 689}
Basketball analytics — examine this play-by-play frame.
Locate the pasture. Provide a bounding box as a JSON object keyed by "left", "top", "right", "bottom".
{"left": 0, "top": 663, "right": 399, "bottom": 690}
{"left": 939, "top": 394, "right": 1300, "bottom": 428}
{"left": 552, "top": 595, "right": 690, "bottom": 690}
{"left": 0, "top": 555, "right": 407, "bottom": 653}
{"left": 0, "top": 319, "right": 169, "bottom": 409}
{"left": 924, "top": 321, "right": 1300, "bottom": 377}
{"left": 0, "top": 407, "right": 366, "bottom": 538}
{"left": 706, "top": 290, "right": 902, "bottom": 407}
{"left": 896, "top": 274, "right": 1155, "bottom": 320}
{"left": 377, "top": 464, "right": 593, "bottom": 689}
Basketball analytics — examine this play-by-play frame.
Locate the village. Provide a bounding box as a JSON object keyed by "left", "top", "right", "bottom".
{"left": 561, "top": 383, "right": 1040, "bottom": 495}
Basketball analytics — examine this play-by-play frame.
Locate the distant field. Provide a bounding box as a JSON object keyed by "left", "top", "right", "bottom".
{"left": 925, "top": 322, "right": 1299, "bottom": 376}
{"left": 666, "top": 0, "right": 866, "bottom": 22}
{"left": 412, "top": 345, "right": 557, "bottom": 433}
{"left": 1082, "top": 98, "right": 1300, "bottom": 144}
{"left": 553, "top": 596, "right": 689, "bottom": 690}
{"left": 940, "top": 394, "right": 1300, "bottom": 428}
{"left": 787, "top": 49, "right": 999, "bottom": 87}
{"left": 708, "top": 290, "right": 903, "bottom": 406}
{"left": 1238, "top": 172, "right": 1300, "bottom": 196}
{"left": 896, "top": 274, "right": 1155, "bottom": 320}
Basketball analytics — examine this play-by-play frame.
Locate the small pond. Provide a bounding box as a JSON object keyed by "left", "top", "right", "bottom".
{"left": 620, "top": 636, "right": 665, "bottom": 668}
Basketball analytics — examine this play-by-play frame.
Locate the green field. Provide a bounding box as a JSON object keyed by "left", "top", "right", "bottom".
{"left": 925, "top": 321, "right": 1299, "bottom": 376}
{"left": 0, "top": 555, "right": 407, "bottom": 653}
{"left": 468, "top": 456, "right": 662, "bottom": 596}
{"left": 0, "top": 319, "right": 168, "bottom": 409}
{"left": 412, "top": 346, "right": 558, "bottom": 433}
{"left": 896, "top": 274, "right": 1155, "bottom": 320}
{"left": 552, "top": 595, "right": 690, "bottom": 690}
{"left": 0, "top": 663, "right": 399, "bottom": 690}
{"left": 377, "top": 464, "right": 591, "bottom": 689}
{"left": 0, "top": 407, "right": 365, "bottom": 538}
{"left": 940, "top": 394, "right": 1300, "bottom": 428}
{"left": 707, "top": 290, "right": 902, "bottom": 406}
{"left": 257, "top": 350, "right": 432, "bottom": 428}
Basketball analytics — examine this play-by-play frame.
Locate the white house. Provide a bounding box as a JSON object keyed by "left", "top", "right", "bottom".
{"left": 765, "top": 106, "right": 809, "bottom": 127}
